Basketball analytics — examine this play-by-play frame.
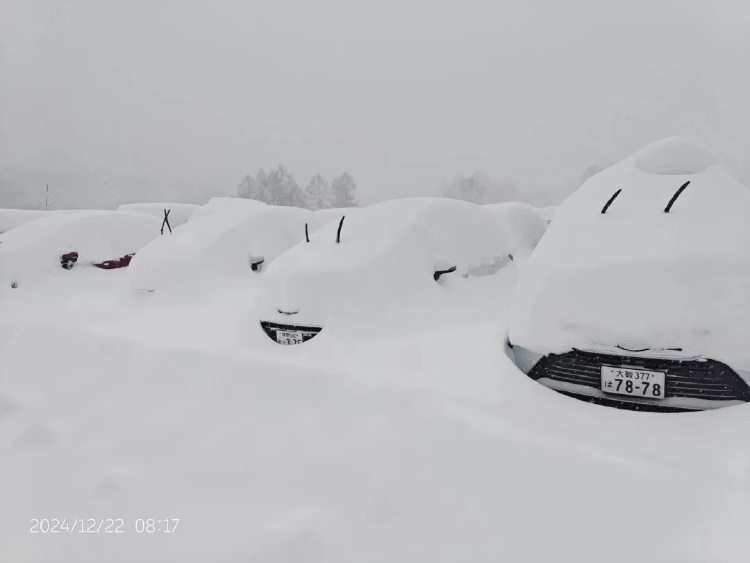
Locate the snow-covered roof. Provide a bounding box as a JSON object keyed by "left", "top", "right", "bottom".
{"left": 188, "top": 197, "right": 268, "bottom": 221}
{"left": 128, "top": 205, "right": 312, "bottom": 292}
{"left": 508, "top": 137, "right": 750, "bottom": 368}
{"left": 117, "top": 203, "right": 199, "bottom": 227}
{"left": 256, "top": 197, "right": 512, "bottom": 325}
{"left": 0, "top": 209, "right": 62, "bottom": 234}
{"left": 0, "top": 211, "right": 161, "bottom": 287}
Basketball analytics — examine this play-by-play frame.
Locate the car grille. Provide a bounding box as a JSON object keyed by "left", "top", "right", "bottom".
{"left": 529, "top": 349, "right": 750, "bottom": 403}
{"left": 260, "top": 321, "right": 322, "bottom": 344}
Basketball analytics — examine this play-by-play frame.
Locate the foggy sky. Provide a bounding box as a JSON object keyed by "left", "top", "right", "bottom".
{"left": 1, "top": 0, "right": 749, "bottom": 204}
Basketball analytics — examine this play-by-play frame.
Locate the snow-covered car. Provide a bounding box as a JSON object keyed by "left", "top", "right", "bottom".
{"left": 256, "top": 197, "right": 513, "bottom": 345}
{"left": 117, "top": 203, "right": 199, "bottom": 229}
{"left": 0, "top": 211, "right": 161, "bottom": 289}
{"left": 482, "top": 202, "right": 548, "bottom": 264}
{"left": 508, "top": 137, "right": 750, "bottom": 412}
{"left": 128, "top": 206, "right": 312, "bottom": 293}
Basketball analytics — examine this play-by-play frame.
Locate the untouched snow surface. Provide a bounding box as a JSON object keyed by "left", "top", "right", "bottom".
{"left": 128, "top": 206, "right": 312, "bottom": 293}
{"left": 509, "top": 137, "right": 750, "bottom": 370}
{"left": 2, "top": 268, "right": 750, "bottom": 562}
{"left": 117, "top": 203, "right": 200, "bottom": 228}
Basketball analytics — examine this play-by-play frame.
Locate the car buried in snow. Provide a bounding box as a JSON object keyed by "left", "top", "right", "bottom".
{"left": 255, "top": 197, "right": 514, "bottom": 345}
{"left": 508, "top": 137, "right": 750, "bottom": 413}
{"left": 127, "top": 205, "right": 312, "bottom": 294}
{"left": 0, "top": 210, "right": 161, "bottom": 290}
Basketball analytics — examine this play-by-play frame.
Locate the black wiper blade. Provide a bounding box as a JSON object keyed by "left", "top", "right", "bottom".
{"left": 600, "top": 189, "right": 622, "bottom": 214}
{"left": 664, "top": 181, "right": 691, "bottom": 213}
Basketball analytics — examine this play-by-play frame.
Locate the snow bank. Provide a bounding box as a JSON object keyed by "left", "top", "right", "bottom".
{"left": 508, "top": 137, "right": 750, "bottom": 370}
{"left": 0, "top": 211, "right": 161, "bottom": 289}
{"left": 188, "top": 197, "right": 268, "bottom": 221}
{"left": 255, "top": 197, "right": 512, "bottom": 328}
{"left": 128, "top": 206, "right": 312, "bottom": 293}
{"left": 3, "top": 301, "right": 750, "bottom": 562}
{"left": 483, "top": 202, "right": 548, "bottom": 264}
{"left": 116, "top": 203, "right": 199, "bottom": 228}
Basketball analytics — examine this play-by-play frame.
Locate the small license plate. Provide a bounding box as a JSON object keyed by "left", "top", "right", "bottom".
{"left": 276, "top": 330, "right": 303, "bottom": 345}
{"left": 601, "top": 366, "right": 666, "bottom": 400}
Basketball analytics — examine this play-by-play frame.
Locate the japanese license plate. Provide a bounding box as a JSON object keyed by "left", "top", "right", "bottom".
{"left": 601, "top": 366, "right": 666, "bottom": 400}
{"left": 276, "top": 330, "right": 304, "bottom": 345}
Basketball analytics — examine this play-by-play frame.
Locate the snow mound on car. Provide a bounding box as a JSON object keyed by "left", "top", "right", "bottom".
{"left": 117, "top": 203, "right": 199, "bottom": 227}
{"left": 508, "top": 137, "right": 750, "bottom": 368}
{"left": 483, "top": 202, "right": 547, "bottom": 264}
{"left": 633, "top": 137, "right": 720, "bottom": 175}
{"left": 188, "top": 197, "right": 268, "bottom": 221}
{"left": 256, "top": 197, "right": 512, "bottom": 326}
{"left": 0, "top": 211, "right": 161, "bottom": 287}
{"left": 128, "top": 206, "right": 312, "bottom": 293}
{"left": 0, "top": 209, "right": 62, "bottom": 234}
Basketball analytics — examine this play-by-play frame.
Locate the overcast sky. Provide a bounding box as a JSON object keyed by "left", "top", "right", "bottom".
{"left": 1, "top": 0, "right": 749, "bottom": 203}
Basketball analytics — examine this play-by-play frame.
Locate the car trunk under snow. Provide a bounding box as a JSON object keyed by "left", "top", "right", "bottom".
{"left": 508, "top": 137, "right": 750, "bottom": 412}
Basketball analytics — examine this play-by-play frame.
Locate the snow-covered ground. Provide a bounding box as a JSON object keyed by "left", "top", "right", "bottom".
{"left": 3, "top": 251, "right": 750, "bottom": 562}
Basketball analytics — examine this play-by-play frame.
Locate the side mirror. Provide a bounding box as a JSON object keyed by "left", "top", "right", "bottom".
{"left": 434, "top": 265, "right": 457, "bottom": 281}
{"left": 250, "top": 256, "right": 265, "bottom": 272}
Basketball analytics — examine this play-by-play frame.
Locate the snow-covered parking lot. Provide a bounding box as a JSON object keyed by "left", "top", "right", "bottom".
{"left": 3, "top": 263, "right": 750, "bottom": 562}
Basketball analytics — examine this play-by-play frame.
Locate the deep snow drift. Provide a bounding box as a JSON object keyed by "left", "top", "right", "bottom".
{"left": 509, "top": 137, "right": 750, "bottom": 370}
{"left": 2, "top": 266, "right": 750, "bottom": 563}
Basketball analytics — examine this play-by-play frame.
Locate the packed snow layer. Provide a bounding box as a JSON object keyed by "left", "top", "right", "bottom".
{"left": 128, "top": 206, "right": 313, "bottom": 293}
{"left": 482, "top": 202, "right": 548, "bottom": 264}
{"left": 255, "top": 198, "right": 512, "bottom": 326}
{"left": 508, "top": 137, "right": 750, "bottom": 369}
{"left": 0, "top": 211, "right": 161, "bottom": 290}
{"left": 2, "top": 271, "right": 750, "bottom": 562}
{"left": 188, "top": 197, "right": 268, "bottom": 221}
{"left": 116, "top": 203, "right": 199, "bottom": 228}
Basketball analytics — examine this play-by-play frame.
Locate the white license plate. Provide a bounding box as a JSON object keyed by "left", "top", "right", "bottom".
{"left": 276, "top": 330, "right": 303, "bottom": 345}
{"left": 601, "top": 366, "right": 666, "bottom": 399}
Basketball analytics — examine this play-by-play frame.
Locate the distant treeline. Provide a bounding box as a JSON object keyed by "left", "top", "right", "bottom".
{"left": 236, "top": 165, "right": 358, "bottom": 210}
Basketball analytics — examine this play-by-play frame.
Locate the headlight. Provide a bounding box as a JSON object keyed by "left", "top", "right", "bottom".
{"left": 510, "top": 344, "right": 544, "bottom": 374}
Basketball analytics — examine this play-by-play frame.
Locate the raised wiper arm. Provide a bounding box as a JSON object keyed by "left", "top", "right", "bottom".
{"left": 663, "top": 181, "right": 691, "bottom": 213}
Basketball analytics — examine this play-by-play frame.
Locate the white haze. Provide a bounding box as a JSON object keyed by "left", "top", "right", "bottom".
{"left": 1, "top": 0, "right": 749, "bottom": 207}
